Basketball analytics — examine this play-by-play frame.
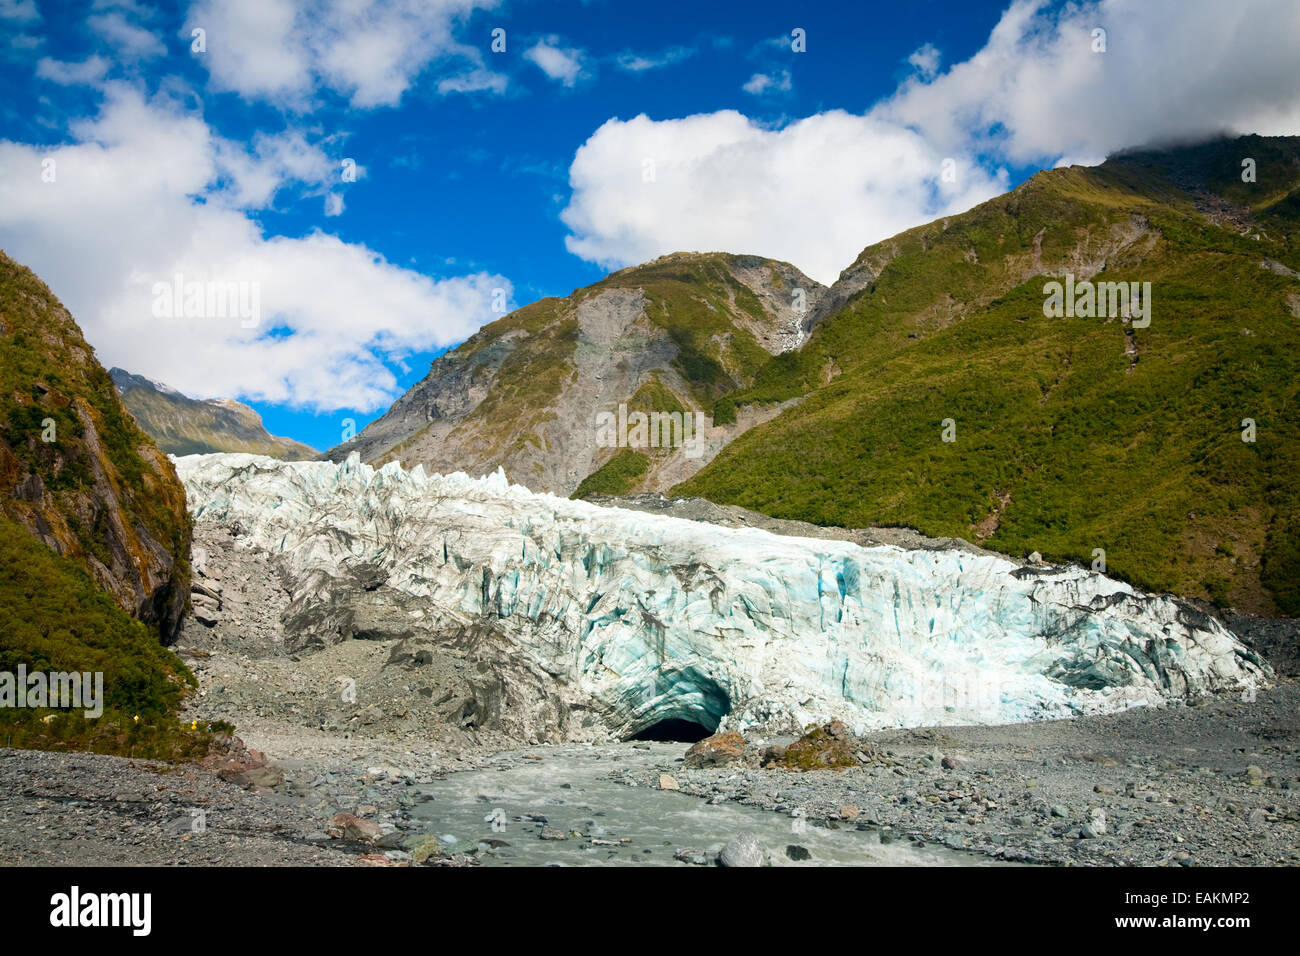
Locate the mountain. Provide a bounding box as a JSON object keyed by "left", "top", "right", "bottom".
{"left": 324, "top": 252, "right": 824, "bottom": 495}
{"left": 676, "top": 135, "right": 1300, "bottom": 616}
{"left": 111, "top": 368, "right": 317, "bottom": 460}
{"left": 0, "top": 249, "right": 191, "bottom": 638}
{"left": 0, "top": 248, "right": 202, "bottom": 753}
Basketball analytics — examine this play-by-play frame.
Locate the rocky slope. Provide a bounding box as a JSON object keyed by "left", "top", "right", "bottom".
{"left": 176, "top": 452, "right": 1268, "bottom": 743}
{"left": 0, "top": 250, "right": 190, "bottom": 638}
{"left": 111, "top": 368, "right": 316, "bottom": 460}
{"left": 323, "top": 252, "right": 823, "bottom": 496}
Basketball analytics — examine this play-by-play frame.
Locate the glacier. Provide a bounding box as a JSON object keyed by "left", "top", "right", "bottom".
{"left": 175, "top": 452, "right": 1269, "bottom": 740}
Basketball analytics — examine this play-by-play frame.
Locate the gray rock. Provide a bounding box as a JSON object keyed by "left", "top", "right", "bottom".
{"left": 674, "top": 848, "right": 712, "bottom": 865}
{"left": 192, "top": 605, "right": 222, "bottom": 626}
{"left": 719, "top": 832, "right": 765, "bottom": 867}
{"left": 785, "top": 844, "right": 812, "bottom": 861}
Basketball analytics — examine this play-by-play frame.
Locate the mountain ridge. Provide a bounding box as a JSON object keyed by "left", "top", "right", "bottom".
{"left": 110, "top": 367, "right": 317, "bottom": 460}
{"left": 324, "top": 251, "right": 824, "bottom": 495}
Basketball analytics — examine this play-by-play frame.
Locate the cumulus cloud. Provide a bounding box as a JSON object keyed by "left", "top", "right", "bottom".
{"left": 185, "top": 0, "right": 504, "bottom": 109}
{"left": 562, "top": 111, "right": 1004, "bottom": 285}
{"left": 0, "top": 85, "right": 510, "bottom": 411}
{"left": 562, "top": 0, "right": 1300, "bottom": 285}
{"left": 883, "top": 0, "right": 1300, "bottom": 163}
{"left": 523, "top": 36, "right": 587, "bottom": 87}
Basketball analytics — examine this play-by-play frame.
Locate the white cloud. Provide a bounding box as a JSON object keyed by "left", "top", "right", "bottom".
{"left": 0, "top": 85, "right": 510, "bottom": 412}
{"left": 0, "top": 0, "right": 40, "bottom": 55}
{"left": 742, "top": 70, "right": 791, "bottom": 96}
{"left": 615, "top": 46, "right": 693, "bottom": 73}
{"left": 211, "top": 128, "right": 335, "bottom": 208}
{"left": 88, "top": 10, "right": 166, "bottom": 60}
{"left": 185, "top": 0, "right": 504, "bottom": 109}
{"left": 323, "top": 192, "right": 343, "bottom": 216}
{"left": 92, "top": 0, "right": 154, "bottom": 12}
{"left": 561, "top": 111, "right": 1005, "bottom": 285}
{"left": 0, "top": 0, "right": 39, "bottom": 23}
{"left": 562, "top": 0, "right": 1300, "bottom": 286}
{"left": 883, "top": 0, "right": 1300, "bottom": 164}
{"left": 36, "top": 56, "right": 111, "bottom": 85}
{"left": 906, "top": 43, "right": 941, "bottom": 79}
{"left": 437, "top": 67, "right": 508, "bottom": 95}
{"left": 523, "top": 36, "right": 587, "bottom": 87}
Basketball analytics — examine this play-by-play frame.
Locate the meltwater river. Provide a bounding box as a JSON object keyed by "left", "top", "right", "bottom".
{"left": 411, "top": 742, "right": 998, "bottom": 867}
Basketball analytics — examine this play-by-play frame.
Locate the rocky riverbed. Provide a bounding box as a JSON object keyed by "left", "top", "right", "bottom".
{"left": 624, "top": 681, "right": 1300, "bottom": 867}
{"left": 2, "top": 677, "right": 1296, "bottom": 866}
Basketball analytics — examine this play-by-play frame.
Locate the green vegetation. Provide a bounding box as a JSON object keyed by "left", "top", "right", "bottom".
{"left": 0, "top": 515, "right": 223, "bottom": 758}
{"left": 571, "top": 376, "right": 698, "bottom": 499}
{"left": 677, "top": 137, "right": 1300, "bottom": 615}
{"left": 0, "top": 252, "right": 192, "bottom": 631}
{"left": 627, "top": 375, "right": 687, "bottom": 418}
{"left": 0, "top": 252, "right": 206, "bottom": 758}
{"left": 768, "top": 723, "right": 860, "bottom": 771}
{"left": 573, "top": 449, "right": 649, "bottom": 498}
{"left": 597, "top": 254, "right": 778, "bottom": 406}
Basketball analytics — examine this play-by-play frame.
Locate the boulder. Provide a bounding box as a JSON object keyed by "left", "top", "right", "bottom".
{"left": 409, "top": 835, "right": 441, "bottom": 864}
{"left": 684, "top": 730, "right": 747, "bottom": 768}
{"left": 206, "top": 739, "right": 283, "bottom": 790}
{"left": 331, "top": 813, "right": 384, "bottom": 844}
{"left": 767, "top": 722, "right": 861, "bottom": 771}
{"left": 718, "top": 832, "right": 765, "bottom": 867}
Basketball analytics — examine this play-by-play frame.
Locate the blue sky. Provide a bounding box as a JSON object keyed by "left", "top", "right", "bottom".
{"left": 2, "top": 0, "right": 1298, "bottom": 451}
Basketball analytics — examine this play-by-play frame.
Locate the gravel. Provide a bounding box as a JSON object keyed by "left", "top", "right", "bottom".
{"left": 613, "top": 682, "right": 1300, "bottom": 866}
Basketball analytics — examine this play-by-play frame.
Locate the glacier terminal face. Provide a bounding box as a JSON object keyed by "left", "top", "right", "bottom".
{"left": 175, "top": 453, "right": 1269, "bottom": 740}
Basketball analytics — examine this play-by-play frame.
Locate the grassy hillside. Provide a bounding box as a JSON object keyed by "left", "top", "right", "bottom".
{"left": 0, "top": 515, "right": 222, "bottom": 757}
{"left": 676, "top": 137, "right": 1300, "bottom": 615}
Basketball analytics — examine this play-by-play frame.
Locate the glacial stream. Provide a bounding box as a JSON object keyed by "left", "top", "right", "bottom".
{"left": 411, "top": 743, "right": 998, "bottom": 866}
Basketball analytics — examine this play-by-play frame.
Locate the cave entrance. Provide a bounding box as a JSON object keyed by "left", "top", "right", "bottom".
{"left": 628, "top": 718, "right": 715, "bottom": 743}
